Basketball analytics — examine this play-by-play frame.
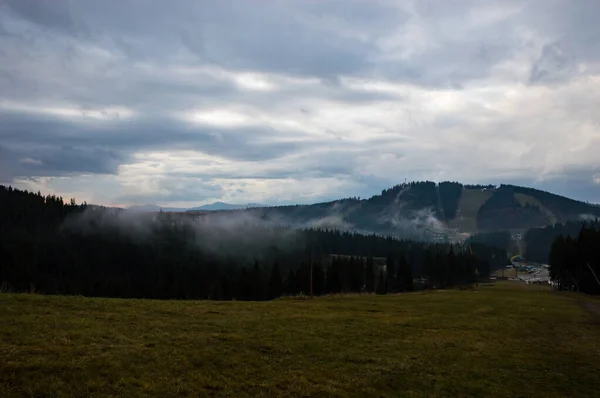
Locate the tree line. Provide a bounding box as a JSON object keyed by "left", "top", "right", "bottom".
{"left": 0, "top": 185, "right": 504, "bottom": 300}
{"left": 549, "top": 224, "right": 600, "bottom": 294}
{"left": 525, "top": 219, "right": 600, "bottom": 264}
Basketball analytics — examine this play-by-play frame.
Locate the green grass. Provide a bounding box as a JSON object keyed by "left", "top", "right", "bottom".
{"left": 449, "top": 188, "right": 493, "bottom": 232}
{"left": 2, "top": 282, "right": 600, "bottom": 397}
{"left": 493, "top": 268, "right": 518, "bottom": 279}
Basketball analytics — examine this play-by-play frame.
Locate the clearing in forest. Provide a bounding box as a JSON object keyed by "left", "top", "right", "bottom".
{"left": 448, "top": 188, "right": 493, "bottom": 232}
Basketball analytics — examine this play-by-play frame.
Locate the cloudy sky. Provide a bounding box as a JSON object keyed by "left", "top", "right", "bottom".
{"left": 1, "top": 0, "right": 600, "bottom": 207}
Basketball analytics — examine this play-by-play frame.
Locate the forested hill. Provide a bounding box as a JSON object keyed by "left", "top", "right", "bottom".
{"left": 0, "top": 185, "right": 505, "bottom": 300}
{"left": 191, "top": 182, "right": 600, "bottom": 239}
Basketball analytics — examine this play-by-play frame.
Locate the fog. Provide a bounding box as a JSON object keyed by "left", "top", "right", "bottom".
{"left": 60, "top": 206, "right": 305, "bottom": 264}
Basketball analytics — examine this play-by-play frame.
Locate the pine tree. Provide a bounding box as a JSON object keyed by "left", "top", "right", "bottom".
{"left": 398, "top": 253, "right": 410, "bottom": 291}
{"left": 267, "top": 261, "right": 283, "bottom": 300}
{"left": 237, "top": 267, "right": 251, "bottom": 300}
{"left": 325, "top": 258, "right": 335, "bottom": 293}
{"left": 221, "top": 274, "right": 231, "bottom": 300}
{"left": 365, "top": 256, "right": 375, "bottom": 292}
{"left": 376, "top": 270, "right": 386, "bottom": 295}
{"left": 350, "top": 256, "right": 363, "bottom": 292}
{"left": 447, "top": 246, "right": 457, "bottom": 287}
{"left": 284, "top": 269, "right": 297, "bottom": 295}
{"left": 386, "top": 251, "right": 396, "bottom": 293}
{"left": 313, "top": 262, "right": 325, "bottom": 295}
{"left": 0, "top": 184, "right": 523, "bottom": 300}
{"left": 405, "top": 257, "right": 414, "bottom": 291}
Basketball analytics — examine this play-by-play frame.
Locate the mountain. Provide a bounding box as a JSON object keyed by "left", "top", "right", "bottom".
{"left": 127, "top": 182, "right": 599, "bottom": 241}
{"left": 127, "top": 204, "right": 187, "bottom": 213}
{"left": 187, "top": 202, "right": 262, "bottom": 211}
{"left": 126, "top": 202, "right": 263, "bottom": 212}
{"left": 191, "top": 182, "right": 600, "bottom": 241}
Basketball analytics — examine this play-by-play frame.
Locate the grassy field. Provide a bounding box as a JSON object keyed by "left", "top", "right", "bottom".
{"left": 2, "top": 282, "right": 600, "bottom": 397}
{"left": 493, "top": 268, "right": 519, "bottom": 279}
{"left": 449, "top": 188, "right": 492, "bottom": 232}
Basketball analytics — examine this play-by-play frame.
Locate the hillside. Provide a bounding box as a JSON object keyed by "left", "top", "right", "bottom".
{"left": 189, "top": 182, "right": 600, "bottom": 240}
{"left": 2, "top": 283, "right": 600, "bottom": 397}
{"left": 1, "top": 185, "right": 509, "bottom": 299}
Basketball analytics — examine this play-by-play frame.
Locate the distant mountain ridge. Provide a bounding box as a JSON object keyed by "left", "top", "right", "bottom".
{"left": 131, "top": 182, "right": 600, "bottom": 241}
{"left": 188, "top": 202, "right": 263, "bottom": 211}
{"left": 127, "top": 204, "right": 187, "bottom": 213}
{"left": 127, "top": 202, "right": 262, "bottom": 213}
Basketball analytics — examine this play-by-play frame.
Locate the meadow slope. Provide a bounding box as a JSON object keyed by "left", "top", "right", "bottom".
{"left": 2, "top": 282, "right": 600, "bottom": 397}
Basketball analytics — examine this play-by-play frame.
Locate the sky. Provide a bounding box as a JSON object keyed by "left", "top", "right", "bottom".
{"left": 1, "top": 0, "right": 600, "bottom": 207}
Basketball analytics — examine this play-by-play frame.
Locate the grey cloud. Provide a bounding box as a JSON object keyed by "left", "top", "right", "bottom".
{"left": 378, "top": 42, "right": 518, "bottom": 88}
{"left": 518, "top": 0, "right": 600, "bottom": 85}
{"left": 187, "top": 26, "right": 368, "bottom": 79}
{"left": 0, "top": 146, "right": 18, "bottom": 183}
{"left": 0, "top": 23, "right": 397, "bottom": 122}
{"left": 530, "top": 42, "right": 576, "bottom": 84}
{"left": 3, "top": 0, "right": 598, "bottom": 88}
{"left": 0, "top": 0, "right": 432, "bottom": 85}
{"left": 53, "top": 0, "right": 390, "bottom": 78}
{"left": 528, "top": 0, "right": 600, "bottom": 58}
{"left": 0, "top": 109, "right": 323, "bottom": 178}
{"left": 0, "top": 144, "right": 124, "bottom": 179}
{"left": 165, "top": 150, "right": 360, "bottom": 182}
{"left": 1, "top": 0, "right": 600, "bottom": 205}
{"left": 116, "top": 181, "right": 224, "bottom": 205}
{"left": 35, "top": 146, "right": 125, "bottom": 176}
{"left": 376, "top": 0, "right": 600, "bottom": 87}
{"left": 1, "top": 0, "right": 77, "bottom": 33}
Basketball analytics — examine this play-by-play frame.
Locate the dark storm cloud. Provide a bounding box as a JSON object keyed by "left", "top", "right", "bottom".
{"left": 0, "top": 143, "right": 125, "bottom": 180}
{"left": 0, "top": 108, "right": 322, "bottom": 178}
{"left": 29, "top": 146, "right": 123, "bottom": 176}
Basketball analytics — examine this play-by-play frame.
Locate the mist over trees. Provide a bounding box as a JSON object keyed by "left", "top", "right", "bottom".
{"left": 198, "top": 181, "right": 600, "bottom": 240}
{"left": 0, "top": 186, "right": 505, "bottom": 300}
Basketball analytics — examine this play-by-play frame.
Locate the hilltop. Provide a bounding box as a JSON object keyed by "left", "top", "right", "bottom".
{"left": 188, "top": 182, "right": 600, "bottom": 240}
